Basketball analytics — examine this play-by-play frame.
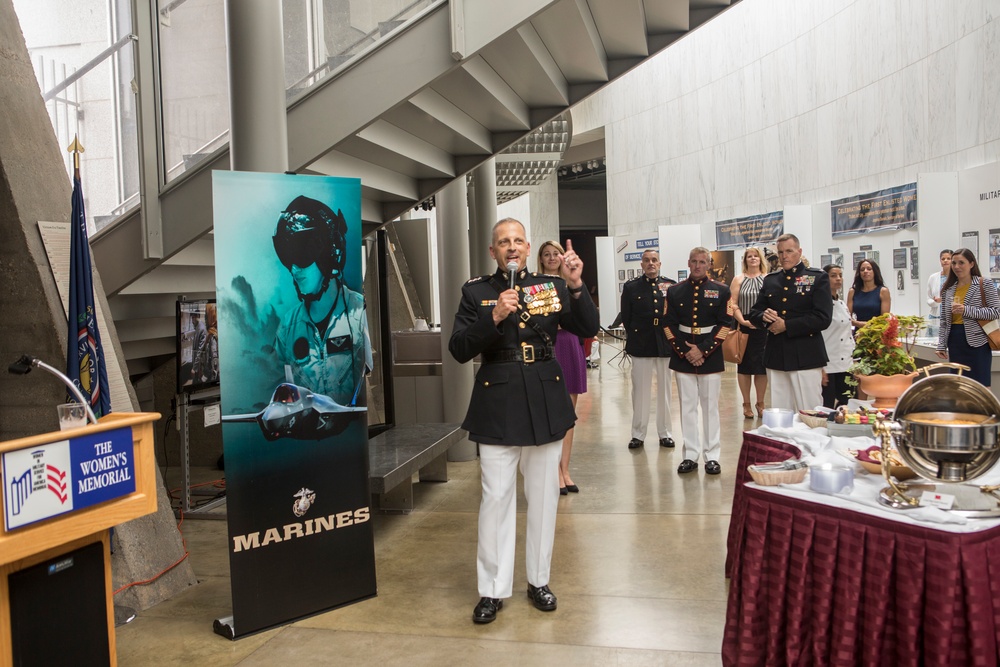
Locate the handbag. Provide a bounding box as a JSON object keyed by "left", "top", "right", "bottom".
{"left": 723, "top": 328, "right": 749, "bottom": 364}
{"left": 977, "top": 281, "right": 1000, "bottom": 351}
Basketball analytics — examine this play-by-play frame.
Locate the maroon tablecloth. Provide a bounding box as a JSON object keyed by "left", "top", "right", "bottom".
{"left": 723, "top": 485, "right": 1000, "bottom": 667}
{"left": 725, "top": 432, "right": 802, "bottom": 577}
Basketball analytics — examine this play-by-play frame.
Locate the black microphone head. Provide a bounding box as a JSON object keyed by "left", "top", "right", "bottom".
{"left": 8, "top": 355, "right": 36, "bottom": 375}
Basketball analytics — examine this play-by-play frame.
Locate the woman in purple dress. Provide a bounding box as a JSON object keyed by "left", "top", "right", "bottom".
{"left": 539, "top": 241, "right": 587, "bottom": 495}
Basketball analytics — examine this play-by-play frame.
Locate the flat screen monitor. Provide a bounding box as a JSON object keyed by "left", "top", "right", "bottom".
{"left": 177, "top": 299, "right": 219, "bottom": 394}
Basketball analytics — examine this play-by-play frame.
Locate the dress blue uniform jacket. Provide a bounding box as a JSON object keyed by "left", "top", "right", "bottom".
{"left": 449, "top": 267, "right": 599, "bottom": 446}
{"left": 663, "top": 278, "right": 734, "bottom": 374}
{"left": 747, "top": 263, "right": 832, "bottom": 371}
{"left": 620, "top": 275, "right": 675, "bottom": 357}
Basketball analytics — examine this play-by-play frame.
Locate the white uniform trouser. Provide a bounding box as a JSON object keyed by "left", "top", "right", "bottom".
{"left": 767, "top": 368, "right": 823, "bottom": 413}
{"left": 630, "top": 357, "right": 673, "bottom": 441}
{"left": 675, "top": 372, "right": 722, "bottom": 463}
{"left": 477, "top": 440, "right": 562, "bottom": 599}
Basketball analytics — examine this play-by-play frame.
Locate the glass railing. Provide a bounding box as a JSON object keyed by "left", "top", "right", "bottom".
{"left": 13, "top": 0, "right": 140, "bottom": 235}
{"left": 158, "top": 0, "right": 439, "bottom": 184}
{"left": 283, "top": 0, "right": 439, "bottom": 98}
{"left": 14, "top": 0, "right": 442, "bottom": 232}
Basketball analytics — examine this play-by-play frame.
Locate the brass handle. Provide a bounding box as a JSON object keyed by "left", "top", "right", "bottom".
{"left": 919, "top": 361, "right": 971, "bottom": 377}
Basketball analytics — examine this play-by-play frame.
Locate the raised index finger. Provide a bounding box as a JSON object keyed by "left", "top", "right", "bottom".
{"left": 564, "top": 239, "right": 574, "bottom": 253}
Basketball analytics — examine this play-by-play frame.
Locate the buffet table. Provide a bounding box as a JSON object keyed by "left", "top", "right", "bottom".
{"left": 724, "top": 432, "right": 1000, "bottom": 667}
{"left": 725, "top": 431, "right": 802, "bottom": 577}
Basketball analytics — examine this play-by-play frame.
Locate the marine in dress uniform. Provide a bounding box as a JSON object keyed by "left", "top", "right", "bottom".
{"left": 449, "top": 219, "right": 598, "bottom": 625}
{"left": 664, "top": 248, "right": 734, "bottom": 474}
{"left": 620, "top": 249, "right": 676, "bottom": 449}
{"left": 747, "top": 234, "right": 832, "bottom": 412}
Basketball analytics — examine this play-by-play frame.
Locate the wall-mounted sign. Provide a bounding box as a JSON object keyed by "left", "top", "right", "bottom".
{"left": 831, "top": 183, "right": 917, "bottom": 237}
{"left": 715, "top": 211, "right": 784, "bottom": 249}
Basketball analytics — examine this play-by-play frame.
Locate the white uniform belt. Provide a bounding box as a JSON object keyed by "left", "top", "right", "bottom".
{"left": 678, "top": 324, "right": 715, "bottom": 335}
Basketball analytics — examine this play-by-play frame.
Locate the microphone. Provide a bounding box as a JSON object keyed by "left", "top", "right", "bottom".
{"left": 8, "top": 354, "right": 98, "bottom": 425}
{"left": 506, "top": 261, "right": 518, "bottom": 290}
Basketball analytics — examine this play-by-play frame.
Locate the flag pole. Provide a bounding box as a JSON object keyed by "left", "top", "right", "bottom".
{"left": 64, "top": 134, "right": 111, "bottom": 419}
{"left": 67, "top": 134, "right": 84, "bottom": 178}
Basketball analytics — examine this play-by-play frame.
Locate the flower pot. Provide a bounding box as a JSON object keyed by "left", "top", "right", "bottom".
{"left": 856, "top": 372, "right": 919, "bottom": 409}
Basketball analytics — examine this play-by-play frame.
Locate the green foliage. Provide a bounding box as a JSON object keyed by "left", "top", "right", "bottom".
{"left": 845, "top": 313, "right": 925, "bottom": 390}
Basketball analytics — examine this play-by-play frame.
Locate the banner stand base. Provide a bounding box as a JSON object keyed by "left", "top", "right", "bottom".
{"left": 213, "top": 615, "right": 236, "bottom": 641}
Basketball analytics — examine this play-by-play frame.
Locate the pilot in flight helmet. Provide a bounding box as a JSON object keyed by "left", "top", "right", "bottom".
{"left": 272, "top": 195, "right": 348, "bottom": 285}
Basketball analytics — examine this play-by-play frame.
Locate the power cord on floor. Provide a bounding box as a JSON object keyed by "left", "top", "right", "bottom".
{"left": 112, "top": 510, "right": 190, "bottom": 596}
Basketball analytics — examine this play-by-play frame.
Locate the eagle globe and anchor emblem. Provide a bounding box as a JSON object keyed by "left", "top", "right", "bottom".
{"left": 292, "top": 487, "right": 316, "bottom": 517}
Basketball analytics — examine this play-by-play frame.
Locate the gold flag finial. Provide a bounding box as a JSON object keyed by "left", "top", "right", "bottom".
{"left": 67, "top": 135, "right": 85, "bottom": 175}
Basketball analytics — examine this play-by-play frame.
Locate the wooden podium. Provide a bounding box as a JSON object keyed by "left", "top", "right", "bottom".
{"left": 0, "top": 412, "right": 160, "bottom": 667}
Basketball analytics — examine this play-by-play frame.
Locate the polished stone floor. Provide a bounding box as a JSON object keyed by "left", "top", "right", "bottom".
{"left": 117, "top": 355, "right": 760, "bottom": 666}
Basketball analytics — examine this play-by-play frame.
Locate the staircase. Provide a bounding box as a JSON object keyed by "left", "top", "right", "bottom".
{"left": 93, "top": 0, "right": 741, "bottom": 377}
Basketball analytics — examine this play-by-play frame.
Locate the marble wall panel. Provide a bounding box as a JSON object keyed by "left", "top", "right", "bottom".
{"left": 638, "top": 106, "right": 668, "bottom": 170}
{"left": 775, "top": 41, "right": 800, "bottom": 122}
{"left": 758, "top": 50, "right": 781, "bottom": 129}
{"left": 701, "top": 83, "right": 722, "bottom": 149}
{"left": 776, "top": 117, "right": 801, "bottom": 197}
{"left": 854, "top": 83, "right": 879, "bottom": 177}
{"left": 745, "top": 125, "right": 782, "bottom": 202}
{"left": 678, "top": 91, "right": 702, "bottom": 155}
{"left": 832, "top": 4, "right": 860, "bottom": 101}
{"left": 926, "top": 0, "right": 961, "bottom": 54}
{"left": 899, "top": 62, "right": 928, "bottom": 164}
{"left": 899, "top": 0, "right": 928, "bottom": 66}
{"left": 720, "top": 70, "right": 747, "bottom": 145}
{"left": 711, "top": 137, "right": 745, "bottom": 210}
{"left": 796, "top": 109, "right": 820, "bottom": 193}
{"left": 926, "top": 42, "right": 958, "bottom": 158}
{"left": 650, "top": 160, "right": 672, "bottom": 221}
{"left": 875, "top": 71, "right": 905, "bottom": 174}
{"left": 986, "top": 18, "right": 1000, "bottom": 142}
{"left": 812, "top": 20, "right": 838, "bottom": 108}
{"left": 830, "top": 94, "right": 856, "bottom": 184}
{"left": 985, "top": 138, "right": 1000, "bottom": 164}
{"left": 595, "top": 0, "right": 999, "bottom": 235}
{"left": 956, "top": 30, "right": 985, "bottom": 151}
{"left": 793, "top": 34, "right": 818, "bottom": 117}
{"left": 743, "top": 60, "right": 765, "bottom": 135}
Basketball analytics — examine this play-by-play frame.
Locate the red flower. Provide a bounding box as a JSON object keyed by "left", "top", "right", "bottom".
{"left": 881, "top": 316, "right": 901, "bottom": 348}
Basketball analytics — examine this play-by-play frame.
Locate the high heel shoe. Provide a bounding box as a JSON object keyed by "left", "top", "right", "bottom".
{"left": 742, "top": 402, "right": 754, "bottom": 419}
{"left": 755, "top": 402, "right": 766, "bottom": 417}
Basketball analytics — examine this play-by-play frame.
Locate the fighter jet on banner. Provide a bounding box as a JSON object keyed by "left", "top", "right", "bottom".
{"left": 222, "top": 366, "right": 366, "bottom": 441}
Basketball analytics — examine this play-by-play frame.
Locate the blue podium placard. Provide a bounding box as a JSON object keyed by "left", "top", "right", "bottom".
{"left": 3, "top": 426, "right": 135, "bottom": 530}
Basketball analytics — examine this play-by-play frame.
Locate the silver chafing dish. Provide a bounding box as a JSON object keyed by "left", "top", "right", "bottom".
{"left": 873, "top": 363, "right": 1000, "bottom": 516}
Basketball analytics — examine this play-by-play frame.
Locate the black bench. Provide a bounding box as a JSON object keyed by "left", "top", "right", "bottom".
{"left": 368, "top": 423, "right": 465, "bottom": 513}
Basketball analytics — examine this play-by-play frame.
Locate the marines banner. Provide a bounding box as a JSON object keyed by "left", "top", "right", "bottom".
{"left": 213, "top": 171, "right": 375, "bottom": 637}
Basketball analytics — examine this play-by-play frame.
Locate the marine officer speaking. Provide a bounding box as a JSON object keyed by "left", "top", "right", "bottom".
{"left": 620, "top": 249, "right": 676, "bottom": 450}
{"left": 747, "top": 233, "right": 832, "bottom": 412}
{"left": 664, "top": 247, "right": 734, "bottom": 475}
{"left": 449, "top": 218, "right": 598, "bottom": 625}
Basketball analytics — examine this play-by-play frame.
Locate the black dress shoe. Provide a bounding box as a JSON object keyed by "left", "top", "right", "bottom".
{"left": 627, "top": 438, "right": 644, "bottom": 449}
{"left": 659, "top": 437, "right": 675, "bottom": 448}
{"left": 527, "top": 584, "right": 557, "bottom": 611}
{"left": 473, "top": 597, "right": 502, "bottom": 624}
{"left": 565, "top": 484, "right": 579, "bottom": 493}
{"left": 677, "top": 459, "right": 699, "bottom": 474}
{"left": 560, "top": 486, "right": 568, "bottom": 496}
{"left": 705, "top": 460, "right": 721, "bottom": 475}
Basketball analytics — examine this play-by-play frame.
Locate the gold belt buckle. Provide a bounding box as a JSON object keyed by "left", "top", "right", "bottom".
{"left": 653, "top": 318, "right": 659, "bottom": 326}
{"left": 691, "top": 326, "right": 702, "bottom": 335}
{"left": 521, "top": 342, "right": 535, "bottom": 363}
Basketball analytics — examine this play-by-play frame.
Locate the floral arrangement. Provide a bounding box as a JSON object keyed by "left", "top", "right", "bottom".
{"left": 845, "top": 313, "right": 926, "bottom": 391}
